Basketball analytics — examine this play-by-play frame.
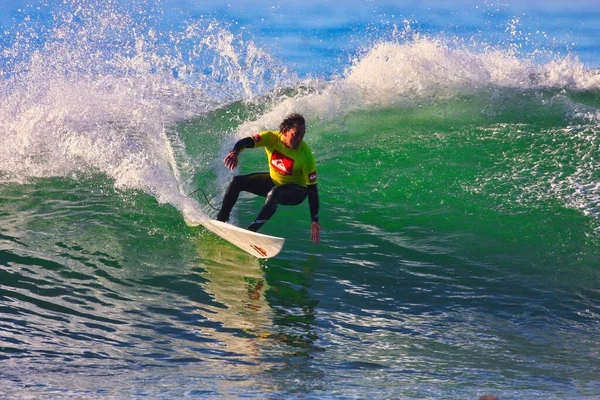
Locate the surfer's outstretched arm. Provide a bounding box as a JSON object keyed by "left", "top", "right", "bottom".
{"left": 308, "top": 184, "right": 321, "bottom": 244}
{"left": 224, "top": 137, "right": 255, "bottom": 170}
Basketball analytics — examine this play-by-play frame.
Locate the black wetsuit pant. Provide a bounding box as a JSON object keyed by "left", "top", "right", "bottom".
{"left": 216, "top": 173, "right": 308, "bottom": 231}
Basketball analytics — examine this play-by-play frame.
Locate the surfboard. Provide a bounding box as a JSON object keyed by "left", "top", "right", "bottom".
{"left": 198, "top": 219, "right": 285, "bottom": 259}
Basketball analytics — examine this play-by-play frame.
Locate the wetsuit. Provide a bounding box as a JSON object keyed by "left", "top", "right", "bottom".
{"left": 217, "top": 130, "right": 319, "bottom": 231}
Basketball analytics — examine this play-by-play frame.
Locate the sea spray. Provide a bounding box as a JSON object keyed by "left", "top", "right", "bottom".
{"left": 0, "top": 0, "right": 295, "bottom": 223}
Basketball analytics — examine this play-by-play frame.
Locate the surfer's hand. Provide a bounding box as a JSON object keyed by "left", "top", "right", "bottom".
{"left": 224, "top": 151, "right": 239, "bottom": 170}
{"left": 311, "top": 221, "right": 321, "bottom": 244}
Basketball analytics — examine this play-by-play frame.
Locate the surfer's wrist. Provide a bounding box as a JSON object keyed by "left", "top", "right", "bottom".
{"left": 231, "top": 136, "right": 255, "bottom": 155}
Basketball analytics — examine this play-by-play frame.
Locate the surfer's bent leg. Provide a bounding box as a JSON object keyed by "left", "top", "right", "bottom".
{"left": 216, "top": 173, "right": 273, "bottom": 222}
{"left": 247, "top": 184, "right": 308, "bottom": 231}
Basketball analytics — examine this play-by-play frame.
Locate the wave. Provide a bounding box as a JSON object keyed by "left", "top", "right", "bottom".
{"left": 230, "top": 32, "right": 600, "bottom": 231}
{"left": 1, "top": 1, "right": 598, "bottom": 229}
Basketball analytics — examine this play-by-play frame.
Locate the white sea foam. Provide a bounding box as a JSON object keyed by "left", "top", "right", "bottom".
{"left": 238, "top": 29, "right": 600, "bottom": 134}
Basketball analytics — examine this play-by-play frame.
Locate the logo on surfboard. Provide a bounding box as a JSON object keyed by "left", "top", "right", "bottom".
{"left": 270, "top": 150, "right": 294, "bottom": 176}
{"left": 251, "top": 244, "right": 268, "bottom": 257}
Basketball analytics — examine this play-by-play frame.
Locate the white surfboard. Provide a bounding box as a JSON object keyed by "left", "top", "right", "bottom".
{"left": 199, "top": 219, "right": 285, "bottom": 259}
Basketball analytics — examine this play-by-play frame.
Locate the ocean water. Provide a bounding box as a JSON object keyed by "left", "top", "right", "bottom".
{"left": 1, "top": 1, "right": 599, "bottom": 398}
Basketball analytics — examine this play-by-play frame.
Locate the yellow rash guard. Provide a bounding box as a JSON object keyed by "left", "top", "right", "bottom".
{"left": 251, "top": 130, "right": 318, "bottom": 187}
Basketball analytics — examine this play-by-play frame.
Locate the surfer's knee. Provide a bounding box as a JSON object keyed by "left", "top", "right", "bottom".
{"left": 256, "top": 187, "right": 281, "bottom": 219}
{"left": 266, "top": 185, "right": 283, "bottom": 202}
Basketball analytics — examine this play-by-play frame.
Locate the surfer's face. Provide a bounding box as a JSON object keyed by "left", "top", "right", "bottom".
{"left": 282, "top": 124, "right": 306, "bottom": 149}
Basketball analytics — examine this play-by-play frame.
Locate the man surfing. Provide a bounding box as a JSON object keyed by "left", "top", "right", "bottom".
{"left": 216, "top": 113, "right": 321, "bottom": 244}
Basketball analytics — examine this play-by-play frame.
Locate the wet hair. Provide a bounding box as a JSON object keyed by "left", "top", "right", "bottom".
{"left": 279, "top": 113, "right": 305, "bottom": 132}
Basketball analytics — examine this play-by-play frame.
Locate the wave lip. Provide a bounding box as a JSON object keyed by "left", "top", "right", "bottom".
{"left": 345, "top": 36, "right": 600, "bottom": 107}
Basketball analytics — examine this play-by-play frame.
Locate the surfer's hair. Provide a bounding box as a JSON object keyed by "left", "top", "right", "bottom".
{"left": 280, "top": 113, "right": 305, "bottom": 131}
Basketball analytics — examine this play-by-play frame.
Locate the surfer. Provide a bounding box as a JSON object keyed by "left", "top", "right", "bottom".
{"left": 216, "top": 113, "right": 321, "bottom": 244}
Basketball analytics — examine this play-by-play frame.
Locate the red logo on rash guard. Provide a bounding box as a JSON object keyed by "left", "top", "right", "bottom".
{"left": 309, "top": 171, "right": 317, "bottom": 183}
{"left": 252, "top": 134, "right": 261, "bottom": 142}
{"left": 270, "top": 150, "right": 294, "bottom": 176}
